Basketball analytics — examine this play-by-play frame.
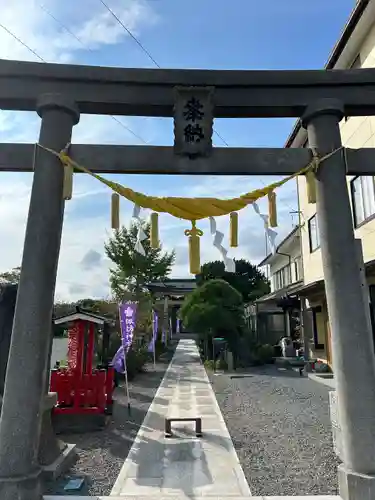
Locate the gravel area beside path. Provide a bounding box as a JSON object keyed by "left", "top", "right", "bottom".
{"left": 43, "top": 353, "right": 173, "bottom": 497}
{"left": 210, "top": 366, "right": 339, "bottom": 497}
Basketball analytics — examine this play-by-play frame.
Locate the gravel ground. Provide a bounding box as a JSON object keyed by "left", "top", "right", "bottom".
{"left": 210, "top": 366, "right": 339, "bottom": 497}
{"left": 43, "top": 353, "right": 173, "bottom": 497}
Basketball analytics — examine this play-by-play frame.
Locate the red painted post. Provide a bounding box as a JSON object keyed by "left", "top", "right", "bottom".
{"left": 97, "top": 370, "right": 106, "bottom": 411}
{"left": 106, "top": 367, "right": 114, "bottom": 406}
{"left": 73, "top": 320, "right": 85, "bottom": 409}
{"left": 86, "top": 322, "right": 95, "bottom": 375}
{"left": 67, "top": 322, "right": 79, "bottom": 370}
{"left": 50, "top": 370, "right": 58, "bottom": 394}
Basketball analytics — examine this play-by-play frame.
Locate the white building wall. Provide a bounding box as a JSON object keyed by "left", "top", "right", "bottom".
{"left": 263, "top": 230, "right": 303, "bottom": 293}
{"left": 298, "top": 20, "right": 375, "bottom": 286}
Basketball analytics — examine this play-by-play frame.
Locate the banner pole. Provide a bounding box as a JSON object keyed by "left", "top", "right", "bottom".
{"left": 153, "top": 310, "right": 157, "bottom": 369}
{"left": 150, "top": 309, "right": 157, "bottom": 370}
{"left": 153, "top": 341, "right": 156, "bottom": 370}
{"left": 119, "top": 301, "right": 137, "bottom": 415}
{"left": 124, "top": 352, "right": 131, "bottom": 413}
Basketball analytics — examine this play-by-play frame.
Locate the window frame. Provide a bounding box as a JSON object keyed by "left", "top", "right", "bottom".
{"left": 272, "top": 264, "right": 292, "bottom": 291}
{"left": 312, "top": 306, "right": 325, "bottom": 350}
{"left": 293, "top": 257, "right": 301, "bottom": 282}
{"left": 308, "top": 214, "right": 320, "bottom": 253}
{"left": 350, "top": 175, "right": 375, "bottom": 228}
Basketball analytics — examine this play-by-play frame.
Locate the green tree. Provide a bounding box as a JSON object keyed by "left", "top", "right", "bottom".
{"left": 180, "top": 279, "right": 244, "bottom": 357}
{"left": 53, "top": 299, "right": 122, "bottom": 359}
{"left": 0, "top": 267, "right": 21, "bottom": 285}
{"left": 74, "top": 298, "right": 118, "bottom": 318}
{"left": 196, "top": 259, "right": 270, "bottom": 302}
{"left": 105, "top": 221, "right": 175, "bottom": 300}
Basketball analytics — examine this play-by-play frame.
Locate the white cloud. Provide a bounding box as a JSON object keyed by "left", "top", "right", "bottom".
{"left": 80, "top": 249, "right": 103, "bottom": 270}
{"left": 0, "top": 0, "right": 157, "bottom": 63}
{"left": 0, "top": 1, "right": 298, "bottom": 301}
{"left": 0, "top": 0, "right": 161, "bottom": 301}
{"left": 0, "top": 170, "right": 297, "bottom": 302}
{"left": 0, "top": 173, "right": 109, "bottom": 301}
{"left": 155, "top": 175, "right": 297, "bottom": 280}
{"left": 75, "top": 0, "right": 157, "bottom": 49}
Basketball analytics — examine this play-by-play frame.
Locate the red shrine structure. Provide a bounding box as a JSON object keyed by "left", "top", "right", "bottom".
{"left": 50, "top": 307, "right": 115, "bottom": 431}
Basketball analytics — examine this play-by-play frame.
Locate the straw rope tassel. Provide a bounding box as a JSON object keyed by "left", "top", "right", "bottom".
{"left": 230, "top": 212, "right": 238, "bottom": 247}
{"left": 268, "top": 191, "right": 277, "bottom": 227}
{"left": 185, "top": 221, "right": 203, "bottom": 275}
{"left": 38, "top": 142, "right": 342, "bottom": 222}
{"left": 62, "top": 164, "right": 73, "bottom": 200}
{"left": 305, "top": 171, "right": 317, "bottom": 204}
{"left": 111, "top": 193, "right": 120, "bottom": 230}
{"left": 150, "top": 212, "right": 159, "bottom": 248}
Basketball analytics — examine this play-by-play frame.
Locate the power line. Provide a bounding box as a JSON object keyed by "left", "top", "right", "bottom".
{"left": 42, "top": 0, "right": 230, "bottom": 149}
{"left": 96, "top": 0, "right": 298, "bottom": 216}
{"left": 95, "top": 1, "right": 297, "bottom": 214}
{"left": 0, "top": 22, "right": 46, "bottom": 63}
{"left": 40, "top": 4, "right": 148, "bottom": 144}
{"left": 110, "top": 116, "right": 148, "bottom": 144}
{"left": 40, "top": 4, "right": 87, "bottom": 49}
{"left": 98, "top": 0, "right": 231, "bottom": 149}
{"left": 0, "top": 14, "right": 148, "bottom": 145}
{"left": 98, "top": 0, "right": 160, "bottom": 68}
{"left": 213, "top": 129, "right": 229, "bottom": 147}
{"left": 1, "top": 9, "right": 296, "bottom": 217}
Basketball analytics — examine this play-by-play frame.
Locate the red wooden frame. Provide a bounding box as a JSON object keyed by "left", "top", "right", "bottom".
{"left": 50, "top": 318, "right": 114, "bottom": 416}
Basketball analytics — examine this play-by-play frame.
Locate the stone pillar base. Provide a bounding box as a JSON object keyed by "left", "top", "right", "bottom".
{"left": 0, "top": 468, "right": 42, "bottom": 500}
{"left": 41, "top": 442, "right": 77, "bottom": 481}
{"left": 339, "top": 463, "right": 375, "bottom": 500}
{"left": 38, "top": 392, "right": 65, "bottom": 467}
{"left": 38, "top": 392, "right": 78, "bottom": 480}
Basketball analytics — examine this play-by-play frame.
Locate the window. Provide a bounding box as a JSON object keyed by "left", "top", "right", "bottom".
{"left": 273, "top": 271, "right": 282, "bottom": 291}
{"left": 273, "top": 265, "right": 292, "bottom": 291}
{"left": 293, "top": 257, "right": 301, "bottom": 282}
{"left": 351, "top": 176, "right": 375, "bottom": 227}
{"left": 312, "top": 306, "right": 325, "bottom": 350}
{"left": 308, "top": 214, "right": 320, "bottom": 252}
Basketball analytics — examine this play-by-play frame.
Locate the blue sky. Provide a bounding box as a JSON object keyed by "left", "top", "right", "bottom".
{"left": 0, "top": 0, "right": 355, "bottom": 300}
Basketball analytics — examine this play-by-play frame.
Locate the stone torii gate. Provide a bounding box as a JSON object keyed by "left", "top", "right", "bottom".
{"left": 1, "top": 59, "right": 375, "bottom": 500}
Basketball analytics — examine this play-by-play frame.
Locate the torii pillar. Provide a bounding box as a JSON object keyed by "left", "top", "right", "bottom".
{"left": 0, "top": 94, "right": 80, "bottom": 500}
{"left": 303, "top": 99, "right": 375, "bottom": 500}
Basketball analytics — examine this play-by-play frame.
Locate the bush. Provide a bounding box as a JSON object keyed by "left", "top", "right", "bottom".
{"left": 204, "top": 359, "right": 215, "bottom": 371}
{"left": 215, "top": 358, "right": 228, "bottom": 371}
{"left": 135, "top": 346, "right": 149, "bottom": 369}
{"left": 121, "top": 346, "right": 149, "bottom": 380}
{"left": 154, "top": 339, "right": 167, "bottom": 358}
{"left": 236, "top": 330, "right": 259, "bottom": 366}
{"left": 257, "top": 344, "right": 274, "bottom": 364}
{"left": 235, "top": 339, "right": 275, "bottom": 367}
{"left": 180, "top": 279, "right": 244, "bottom": 353}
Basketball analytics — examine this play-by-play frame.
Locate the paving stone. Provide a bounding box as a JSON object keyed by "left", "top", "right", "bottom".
{"left": 110, "top": 340, "right": 251, "bottom": 498}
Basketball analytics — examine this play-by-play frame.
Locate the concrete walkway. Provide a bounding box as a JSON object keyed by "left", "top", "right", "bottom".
{"left": 110, "top": 339, "right": 251, "bottom": 497}
{"left": 307, "top": 373, "right": 336, "bottom": 389}
{"left": 45, "top": 496, "right": 339, "bottom": 499}
{"left": 44, "top": 339, "right": 340, "bottom": 500}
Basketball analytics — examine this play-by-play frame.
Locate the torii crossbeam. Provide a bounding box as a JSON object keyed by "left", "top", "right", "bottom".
{"left": 1, "top": 58, "right": 375, "bottom": 117}
{"left": 1, "top": 143, "right": 375, "bottom": 175}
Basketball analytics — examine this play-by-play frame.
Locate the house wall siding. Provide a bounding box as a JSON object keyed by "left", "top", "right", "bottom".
{"left": 267, "top": 233, "right": 302, "bottom": 292}
{"left": 298, "top": 20, "right": 375, "bottom": 286}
